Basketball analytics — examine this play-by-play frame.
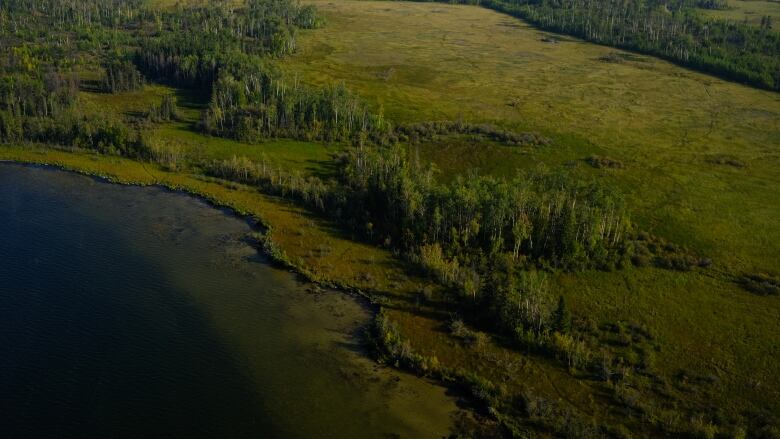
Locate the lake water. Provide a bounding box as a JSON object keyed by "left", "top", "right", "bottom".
{"left": 0, "top": 163, "right": 455, "bottom": 438}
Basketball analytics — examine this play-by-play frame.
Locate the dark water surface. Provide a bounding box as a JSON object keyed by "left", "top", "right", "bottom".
{"left": 0, "top": 163, "right": 454, "bottom": 438}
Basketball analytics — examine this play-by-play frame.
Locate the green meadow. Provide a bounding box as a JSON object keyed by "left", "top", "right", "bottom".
{"left": 275, "top": 0, "right": 780, "bottom": 426}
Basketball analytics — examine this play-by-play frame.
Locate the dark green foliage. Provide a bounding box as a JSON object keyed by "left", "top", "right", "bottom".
{"left": 0, "top": 72, "right": 78, "bottom": 118}
{"left": 552, "top": 296, "right": 572, "bottom": 334}
{"left": 101, "top": 59, "right": 144, "bottom": 93}
{"left": 11, "top": 110, "right": 137, "bottom": 155}
{"left": 740, "top": 273, "right": 780, "bottom": 296}
{"left": 339, "top": 146, "right": 630, "bottom": 270}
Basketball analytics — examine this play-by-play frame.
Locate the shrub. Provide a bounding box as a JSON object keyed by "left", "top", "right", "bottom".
{"left": 147, "top": 95, "right": 179, "bottom": 122}
{"left": 585, "top": 154, "right": 625, "bottom": 169}
{"left": 397, "top": 120, "right": 551, "bottom": 147}
{"left": 740, "top": 273, "right": 780, "bottom": 296}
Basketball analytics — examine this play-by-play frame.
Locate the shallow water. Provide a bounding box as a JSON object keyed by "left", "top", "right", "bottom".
{"left": 0, "top": 163, "right": 455, "bottom": 438}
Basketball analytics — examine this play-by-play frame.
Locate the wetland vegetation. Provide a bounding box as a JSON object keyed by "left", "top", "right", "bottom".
{"left": 1, "top": 0, "right": 778, "bottom": 437}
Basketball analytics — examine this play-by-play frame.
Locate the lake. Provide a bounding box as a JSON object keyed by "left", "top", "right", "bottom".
{"left": 0, "top": 163, "right": 455, "bottom": 438}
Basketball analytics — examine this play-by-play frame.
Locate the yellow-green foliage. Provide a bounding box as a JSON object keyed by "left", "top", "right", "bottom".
{"left": 700, "top": 0, "right": 780, "bottom": 27}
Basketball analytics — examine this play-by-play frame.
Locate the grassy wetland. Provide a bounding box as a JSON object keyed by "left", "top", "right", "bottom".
{"left": 1, "top": 0, "right": 779, "bottom": 437}
{"left": 280, "top": 2, "right": 780, "bottom": 429}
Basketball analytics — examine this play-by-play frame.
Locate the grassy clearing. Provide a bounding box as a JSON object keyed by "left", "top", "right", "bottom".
{"left": 700, "top": 0, "right": 780, "bottom": 27}
{"left": 81, "top": 86, "right": 339, "bottom": 176}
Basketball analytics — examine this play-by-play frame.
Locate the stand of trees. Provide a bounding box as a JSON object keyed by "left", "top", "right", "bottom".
{"left": 204, "top": 145, "right": 635, "bottom": 355}
{"left": 0, "top": 0, "right": 145, "bottom": 30}
{"left": 0, "top": 0, "right": 328, "bottom": 147}
{"left": 204, "top": 74, "right": 390, "bottom": 142}
{"left": 101, "top": 59, "right": 144, "bottom": 93}
{"left": 337, "top": 146, "right": 630, "bottom": 271}
{"left": 0, "top": 72, "right": 78, "bottom": 118}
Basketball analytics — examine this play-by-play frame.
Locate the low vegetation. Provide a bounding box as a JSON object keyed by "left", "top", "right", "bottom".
{"left": 397, "top": 120, "right": 551, "bottom": 147}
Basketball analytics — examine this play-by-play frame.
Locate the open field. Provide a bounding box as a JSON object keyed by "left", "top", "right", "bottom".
{"left": 281, "top": 0, "right": 780, "bottom": 275}
{"left": 274, "top": 0, "right": 780, "bottom": 425}
{"left": 700, "top": 0, "right": 780, "bottom": 26}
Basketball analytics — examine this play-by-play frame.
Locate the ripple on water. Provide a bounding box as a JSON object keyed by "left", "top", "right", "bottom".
{"left": 0, "top": 163, "right": 456, "bottom": 439}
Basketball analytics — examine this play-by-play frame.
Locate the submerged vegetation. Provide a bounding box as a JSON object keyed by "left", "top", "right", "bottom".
{"left": 1, "top": 0, "right": 778, "bottom": 437}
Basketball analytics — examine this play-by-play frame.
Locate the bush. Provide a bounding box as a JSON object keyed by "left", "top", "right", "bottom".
{"left": 585, "top": 154, "right": 625, "bottom": 169}
{"left": 740, "top": 273, "right": 780, "bottom": 296}
{"left": 397, "top": 120, "right": 551, "bottom": 147}
{"left": 147, "top": 95, "right": 179, "bottom": 122}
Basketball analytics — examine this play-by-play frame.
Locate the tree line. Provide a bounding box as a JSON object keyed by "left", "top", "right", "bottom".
{"left": 415, "top": 0, "right": 780, "bottom": 91}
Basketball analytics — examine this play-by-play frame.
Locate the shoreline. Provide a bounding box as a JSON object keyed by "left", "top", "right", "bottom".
{"left": 0, "top": 159, "right": 460, "bottom": 437}
{"left": 0, "top": 149, "right": 380, "bottom": 301}
{"left": 0, "top": 145, "right": 482, "bottom": 430}
{"left": 0, "top": 146, "right": 470, "bottom": 405}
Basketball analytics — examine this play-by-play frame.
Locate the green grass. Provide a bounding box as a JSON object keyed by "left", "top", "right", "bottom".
{"left": 150, "top": 124, "right": 338, "bottom": 176}
{"left": 700, "top": 0, "right": 780, "bottom": 27}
